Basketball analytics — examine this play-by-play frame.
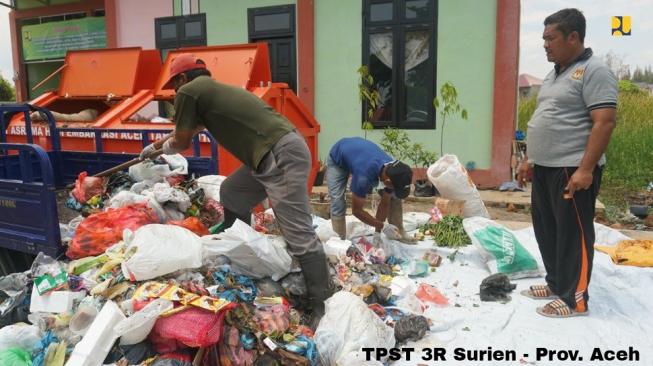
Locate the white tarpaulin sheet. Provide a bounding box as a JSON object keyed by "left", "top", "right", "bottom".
{"left": 384, "top": 222, "right": 653, "bottom": 366}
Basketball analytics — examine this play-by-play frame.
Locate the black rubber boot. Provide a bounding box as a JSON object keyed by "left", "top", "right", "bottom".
{"left": 222, "top": 207, "right": 251, "bottom": 230}
{"left": 299, "top": 250, "right": 332, "bottom": 330}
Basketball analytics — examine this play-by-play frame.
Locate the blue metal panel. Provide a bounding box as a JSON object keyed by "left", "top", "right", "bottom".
{"left": 0, "top": 143, "right": 61, "bottom": 257}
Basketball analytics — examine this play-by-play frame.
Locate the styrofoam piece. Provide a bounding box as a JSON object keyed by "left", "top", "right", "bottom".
{"left": 29, "top": 285, "right": 86, "bottom": 313}
{"left": 65, "top": 300, "right": 126, "bottom": 366}
{"left": 114, "top": 298, "right": 173, "bottom": 345}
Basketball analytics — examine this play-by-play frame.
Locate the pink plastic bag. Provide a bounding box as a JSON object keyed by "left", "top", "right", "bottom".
{"left": 72, "top": 171, "right": 105, "bottom": 203}
{"left": 415, "top": 283, "right": 448, "bottom": 306}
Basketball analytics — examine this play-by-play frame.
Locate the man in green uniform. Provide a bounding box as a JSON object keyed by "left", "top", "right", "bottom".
{"left": 140, "top": 54, "right": 330, "bottom": 327}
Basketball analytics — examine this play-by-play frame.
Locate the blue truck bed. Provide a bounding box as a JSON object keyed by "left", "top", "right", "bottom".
{"left": 0, "top": 104, "right": 218, "bottom": 272}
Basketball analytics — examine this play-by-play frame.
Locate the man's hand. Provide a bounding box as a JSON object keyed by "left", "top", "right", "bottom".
{"left": 517, "top": 161, "right": 530, "bottom": 188}
{"left": 565, "top": 168, "right": 593, "bottom": 197}
{"left": 139, "top": 143, "right": 158, "bottom": 160}
{"left": 382, "top": 223, "right": 401, "bottom": 240}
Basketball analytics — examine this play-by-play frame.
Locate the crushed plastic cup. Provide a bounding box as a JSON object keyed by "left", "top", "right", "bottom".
{"left": 69, "top": 305, "right": 99, "bottom": 336}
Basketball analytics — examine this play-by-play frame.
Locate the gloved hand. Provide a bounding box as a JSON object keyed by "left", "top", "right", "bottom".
{"left": 382, "top": 223, "right": 401, "bottom": 240}
{"left": 372, "top": 232, "right": 382, "bottom": 247}
{"left": 162, "top": 139, "right": 183, "bottom": 155}
{"left": 139, "top": 143, "right": 157, "bottom": 160}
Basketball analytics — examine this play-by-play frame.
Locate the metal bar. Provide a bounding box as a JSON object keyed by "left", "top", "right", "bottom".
{"left": 18, "top": 150, "right": 33, "bottom": 183}
{"left": 192, "top": 135, "right": 200, "bottom": 157}
{"left": 94, "top": 131, "right": 103, "bottom": 153}
{"left": 22, "top": 111, "right": 34, "bottom": 144}
{"left": 31, "top": 63, "right": 67, "bottom": 92}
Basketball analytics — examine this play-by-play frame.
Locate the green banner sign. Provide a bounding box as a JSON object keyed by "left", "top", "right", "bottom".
{"left": 22, "top": 17, "right": 107, "bottom": 61}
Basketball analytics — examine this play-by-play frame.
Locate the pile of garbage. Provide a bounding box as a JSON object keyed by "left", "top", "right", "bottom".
{"left": 1, "top": 154, "right": 471, "bottom": 366}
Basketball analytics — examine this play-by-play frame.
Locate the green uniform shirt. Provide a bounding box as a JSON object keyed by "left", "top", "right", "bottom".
{"left": 174, "top": 75, "right": 294, "bottom": 169}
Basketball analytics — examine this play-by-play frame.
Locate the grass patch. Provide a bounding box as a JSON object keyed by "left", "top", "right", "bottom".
{"left": 517, "top": 89, "right": 653, "bottom": 217}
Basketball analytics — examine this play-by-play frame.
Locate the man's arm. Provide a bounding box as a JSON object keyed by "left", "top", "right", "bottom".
{"left": 566, "top": 108, "right": 616, "bottom": 195}
{"left": 375, "top": 190, "right": 392, "bottom": 224}
{"left": 352, "top": 195, "right": 384, "bottom": 232}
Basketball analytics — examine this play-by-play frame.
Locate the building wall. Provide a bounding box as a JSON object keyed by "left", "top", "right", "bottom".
{"left": 174, "top": 0, "right": 296, "bottom": 45}
{"left": 315, "top": 0, "right": 497, "bottom": 168}
{"left": 115, "top": 0, "right": 172, "bottom": 49}
{"left": 174, "top": 0, "right": 499, "bottom": 169}
{"left": 16, "top": 0, "right": 82, "bottom": 10}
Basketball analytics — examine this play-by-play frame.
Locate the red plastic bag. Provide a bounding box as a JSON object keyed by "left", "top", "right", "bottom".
{"left": 415, "top": 283, "right": 449, "bottom": 306}
{"left": 71, "top": 171, "right": 105, "bottom": 203}
{"left": 66, "top": 203, "right": 159, "bottom": 259}
{"left": 149, "top": 306, "right": 234, "bottom": 352}
{"left": 169, "top": 217, "right": 209, "bottom": 236}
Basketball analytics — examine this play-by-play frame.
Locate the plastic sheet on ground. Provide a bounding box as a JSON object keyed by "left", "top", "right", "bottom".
{"left": 388, "top": 221, "right": 653, "bottom": 366}
{"left": 202, "top": 220, "right": 292, "bottom": 281}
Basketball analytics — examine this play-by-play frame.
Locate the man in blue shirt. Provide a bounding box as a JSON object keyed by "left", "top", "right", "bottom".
{"left": 327, "top": 137, "right": 416, "bottom": 244}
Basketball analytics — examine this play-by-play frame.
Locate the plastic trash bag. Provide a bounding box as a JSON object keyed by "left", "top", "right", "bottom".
{"left": 201, "top": 220, "right": 292, "bottom": 281}
{"left": 107, "top": 191, "right": 148, "bottom": 209}
{"left": 0, "top": 272, "right": 31, "bottom": 328}
{"left": 114, "top": 298, "right": 173, "bottom": 345}
{"left": 122, "top": 224, "right": 203, "bottom": 281}
{"left": 67, "top": 203, "right": 159, "bottom": 259}
{"left": 0, "top": 347, "right": 31, "bottom": 366}
{"left": 415, "top": 283, "right": 448, "bottom": 307}
{"left": 394, "top": 315, "right": 430, "bottom": 343}
{"left": 150, "top": 306, "right": 229, "bottom": 350}
{"left": 480, "top": 273, "right": 516, "bottom": 303}
{"left": 324, "top": 237, "right": 352, "bottom": 258}
{"left": 0, "top": 323, "right": 41, "bottom": 352}
{"left": 427, "top": 155, "right": 489, "bottom": 218}
{"left": 402, "top": 212, "right": 432, "bottom": 232}
{"left": 314, "top": 291, "right": 395, "bottom": 366}
{"left": 72, "top": 172, "right": 105, "bottom": 203}
{"left": 129, "top": 154, "right": 187, "bottom": 183}
{"left": 147, "top": 183, "right": 191, "bottom": 213}
{"left": 463, "top": 217, "right": 541, "bottom": 279}
{"left": 196, "top": 175, "right": 226, "bottom": 202}
{"left": 169, "top": 217, "right": 209, "bottom": 236}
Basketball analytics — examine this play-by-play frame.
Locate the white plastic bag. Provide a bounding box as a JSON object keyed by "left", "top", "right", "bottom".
{"left": 128, "top": 154, "right": 187, "bottom": 183}
{"left": 427, "top": 155, "right": 489, "bottom": 218}
{"left": 196, "top": 175, "right": 227, "bottom": 201}
{"left": 314, "top": 291, "right": 395, "bottom": 366}
{"left": 402, "top": 212, "right": 432, "bottom": 232}
{"left": 0, "top": 323, "right": 41, "bottom": 352}
{"left": 463, "top": 217, "right": 541, "bottom": 279}
{"left": 201, "top": 220, "right": 292, "bottom": 281}
{"left": 121, "top": 224, "right": 203, "bottom": 281}
{"left": 107, "top": 191, "right": 148, "bottom": 209}
{"left": 324, "top": 237, "right": 352, "bottom": 258}
{"left": 114, "top": 298, "right": 173, "bottom": 345}
{"left": 148, "top": 183, "right": 191, "bottom": 213}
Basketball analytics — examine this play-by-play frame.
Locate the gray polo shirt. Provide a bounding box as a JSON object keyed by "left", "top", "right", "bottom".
{"left": 527, "top": 48, "right": 618, "bottom": 167}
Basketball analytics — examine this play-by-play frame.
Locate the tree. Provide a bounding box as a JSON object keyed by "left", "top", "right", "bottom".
{"left": 0, "top": 76, "right": 15, "bottom": 102}
{"left": 358, "top": 65, "right": 379, "bottom": 140}
{"left": 433, "top": 82, "right": 468, "bottom": 156}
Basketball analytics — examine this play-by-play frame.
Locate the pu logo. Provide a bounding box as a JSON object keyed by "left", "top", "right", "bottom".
{"left": 612, "top": 16, "right": 631, "bottom": 36}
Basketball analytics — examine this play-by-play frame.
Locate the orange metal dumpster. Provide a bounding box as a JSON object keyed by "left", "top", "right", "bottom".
{"left": 7, "top": 43, "right": 321, "bottom": 191}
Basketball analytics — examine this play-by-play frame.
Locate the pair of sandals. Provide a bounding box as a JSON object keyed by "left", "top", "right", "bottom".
{"left": 521, "top": 285, "right": 589, "bottom": 318}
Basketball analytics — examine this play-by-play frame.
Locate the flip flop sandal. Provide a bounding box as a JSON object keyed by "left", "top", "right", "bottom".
{"left": 536, "top": 299, "right": 589, "bottom": 318}
{"left": 520, "top": 285, "right": 558, "bottom": 300}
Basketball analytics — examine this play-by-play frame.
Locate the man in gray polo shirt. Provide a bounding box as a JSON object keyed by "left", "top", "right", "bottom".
{"left": 517, "top": 8, "right": 617, "bottom": 318}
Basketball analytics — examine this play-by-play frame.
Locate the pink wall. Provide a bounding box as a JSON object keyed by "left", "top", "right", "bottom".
{"left": 115, "top": 0, "right": 172, "bottom": 49}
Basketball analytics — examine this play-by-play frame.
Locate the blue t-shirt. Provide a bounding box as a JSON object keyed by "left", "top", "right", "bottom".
{"left": 329, "top": 137, "right": 393, "bottom": 197}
